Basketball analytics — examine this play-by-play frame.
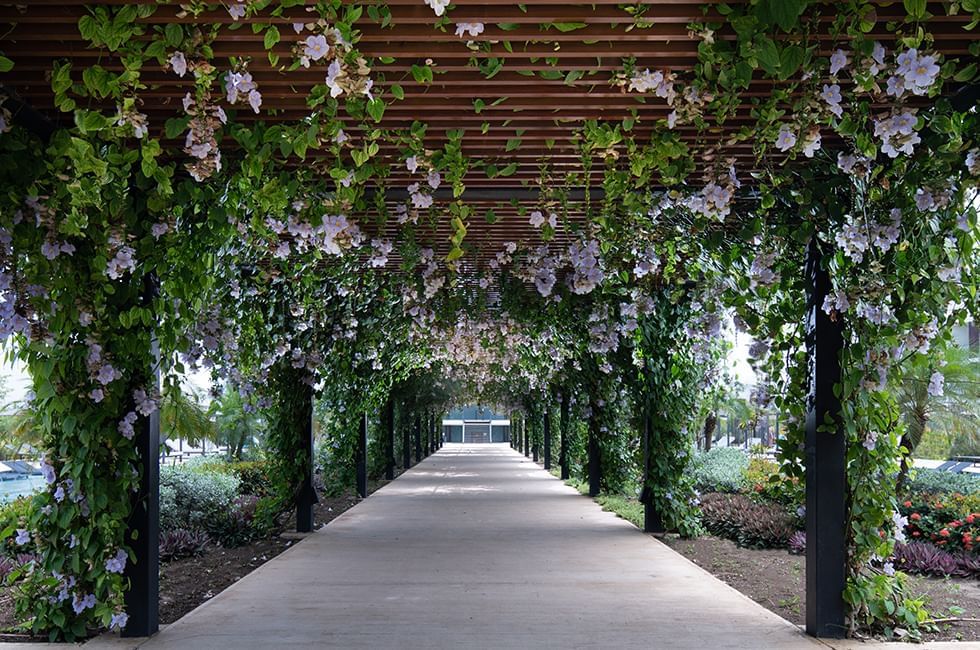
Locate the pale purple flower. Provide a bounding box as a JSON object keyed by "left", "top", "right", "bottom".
{"left": 247, "top": 88, "right": 262, "bottom": 114}
{"left": 110, "top": 612, "right": 129, "bottom": 631}
{"left": 928, "top": 371, "right": 945, "bottom": 397}
{"left": 227, "top": 3, "right": 246, "bottom": 20}
{"left": 775, "top": 126, "right": 796, "bottom": 152}
{"left": 170, "top": 52, "right": 187, "bottom": 77}
{"left": 829, "top": 49, "right": 849, "bottom": 75}
{"left": 15, "top": 529, "right": 29, "bottom": 545}
{"left": 303, "top": 34, "right": 329, "bottom": 61}
{"left": 105, "top": 548, "right": 128, "bottom": 574}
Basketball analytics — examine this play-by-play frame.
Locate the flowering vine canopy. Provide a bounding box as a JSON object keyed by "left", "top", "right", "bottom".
{"left": 0, "top": 0, "right": 978, "bottom": 641}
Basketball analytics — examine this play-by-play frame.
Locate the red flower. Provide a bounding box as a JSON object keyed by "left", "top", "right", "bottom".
{"left": 963, "top": 533, "right": 973, "bottom": 543}
{"left": 910, "top": 513, "right": 921, "bottom": 521}
{"left": 940, "top": 528, "right": 951, "bottom": 537}
{"left": 952, "top": 520, "right": 961, "bottom": 528}
{"left": 912, "top": 531, "right": 921, "bottom": 537}
{"left": 968, "top": 514, "right": 977, "bottom": 524}
{"left": 903, "top": 500, "right": 912, "bottom": 508}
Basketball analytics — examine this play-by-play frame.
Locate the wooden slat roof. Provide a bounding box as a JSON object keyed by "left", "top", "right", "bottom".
{"left": 0, "top": 1, "right": 975, "bottom": 264}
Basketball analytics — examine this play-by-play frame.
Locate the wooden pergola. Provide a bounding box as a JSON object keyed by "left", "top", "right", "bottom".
{"left": 1, "top": 0, "right": 975, "bottom": 641}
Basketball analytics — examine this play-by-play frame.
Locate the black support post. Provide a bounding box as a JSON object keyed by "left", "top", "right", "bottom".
{"left": 642, "top": 411, "right": 665, "bottom": 534}
{"left": 123, "top": 331, "right": 160, "bottom": 638}
{"left": 384, "top": 399, "right": 395, "bottom": 480}
{"left": 523, "top": 418, "right": 530, "bottom": 458}
{"left": 543, "top": 408, "right": 552, "bottom": 470}
{"left": 414, "top": 413, "right": 422, "bottom": 462}
{"left": 356, "top": 413, "right": 368, "bottom": 498}
{"left": 402, "top": 403, "right": 411, "bottom": 469}
{"left": 559, "top": 392, "right": 570, "bottom": 480}
{"left": 587, "top": 406, "right": 601, "bottom": 497}
{"left": 804, "top": 240, "right": 846, "bottom": 639}
{"left": 295, "top": 383, "right": 317, "bottom": 533}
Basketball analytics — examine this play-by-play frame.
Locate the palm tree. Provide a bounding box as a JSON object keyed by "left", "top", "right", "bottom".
{"left": 160, "top": 382, "right": 217, "bottom": 454}
{"left": 0, "top": 397, "right": 42, "bottom": 458}
{"left": 897, "top": 344, "right": 980, "bottom": 487}
{"left": 210, "top": 388, "right": 265, "bottom": 460}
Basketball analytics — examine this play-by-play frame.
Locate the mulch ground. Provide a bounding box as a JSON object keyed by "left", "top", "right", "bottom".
{"left": 0, "top": 475, "right": 396, "bottom": 641}
{"left": 663, "top": 534, "right": 980, "bottom": 642}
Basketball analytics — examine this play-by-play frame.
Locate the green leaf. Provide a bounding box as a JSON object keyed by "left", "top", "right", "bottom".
{"left": 762, "top": 0, "right": 809, "bottom": 31}
{"left": 505, "top": 137, "right": 522, "bottom": 152}
{"left": 164, "top": 23, "right": 183, "bottom": 48}
{"left": 473, "top": 98, "right": 486, "bottom": 114}
{"left": 390, "top": 83, "right": 405, "bottom": 100}
{"left": 264, "top": 25, "right": 281, "bottom": 50}
{"left": 551, "top": 22, "right": 587, "bottom": 32}
{"left": 0, "top": 55, "right": 13, "bottom": 73}
{"left": 366, "top": 97, "right": 386, "bottom": 122}
{"left": 903, "top": 0, "right": 927, "bottom": 19}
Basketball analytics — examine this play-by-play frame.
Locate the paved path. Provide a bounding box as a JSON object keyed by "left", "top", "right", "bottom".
{"left": 89, "top": 444, "right": 954, "bottom": 649}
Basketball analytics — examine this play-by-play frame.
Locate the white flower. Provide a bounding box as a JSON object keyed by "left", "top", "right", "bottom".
{"left": 629, "top": 68, "right": 663, "bottom": 93}
{"left": 454, "top": 22, "right": 484, "bottom": 39}
{"left": 801, "top": 129, "right": 821, "bottom": 158}
{"left": 325, "top": 60, "right": 344, "bottom": 98}
{"left": 170, "top": 51, "right": 187, "bottom": 77}
{"left": 424, "top": 0, "right": 451, "bottom": 17}
{"left": 927, "top": 370, "right": 944, "bottom": 397}
{"left": 406, "top": 155, "right": 418, "bottom": 173}
{"left": 775, "top": 126, "right": 797, "bottom": 152}
{"left": 829, "top": 49, "right": 849, "bottom": 75}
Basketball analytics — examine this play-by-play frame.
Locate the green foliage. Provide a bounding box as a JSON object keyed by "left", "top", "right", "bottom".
{"left": 905, "top": 469, "right": 980, "bottom": 496}
{"left": 689, "top": 448, "right": 749, "bottom": 493}
{"left": 159, "top": 465, "right": 240, "bottom": 533}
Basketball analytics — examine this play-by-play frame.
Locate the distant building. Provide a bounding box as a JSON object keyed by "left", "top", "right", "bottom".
{"left": 443, "top": 406, "right": 511, "bottom": 443}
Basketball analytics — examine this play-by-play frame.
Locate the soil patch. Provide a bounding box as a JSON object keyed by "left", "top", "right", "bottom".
{"left": 662, "top": 534, "right": 980, "bottom": 642}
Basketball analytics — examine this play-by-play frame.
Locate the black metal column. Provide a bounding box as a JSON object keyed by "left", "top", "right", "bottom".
{"left": 123, "top": 332, "right": 160, "bottom": 638}
{"left": 384, "top": 399, "right": 395, "bottom": 480}
{"left": 587, "top": 406, "right": 601, "bottom": 497}
{"left": 428, "top": 413, "right": 435, "bottom": 454}
{"left": 295, "top": 383, "right": 317, "bottom": 533}
{"left": 642, "top": 411, "right": 665, "bottom": 534}
{"left": 543, "top": 408, "right": 552, "bottom": 470}
{"left": 356, "top": 413, "right": 368, "bottom": 498}
{"left": 414, "top": 413, "right": 422, "bottom": 462}
{"left": 559, "top": 392, "right": 570, "bottom": 480}
{"left": 402, "top": 403, "right": 411, "bottom": 469}
{"left": 804, "top": 239, "right": 846, "bottom": 638}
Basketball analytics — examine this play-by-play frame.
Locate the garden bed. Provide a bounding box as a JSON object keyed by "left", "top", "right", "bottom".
{"left": 664, "top": 534, "right": 980, "bottom": 643}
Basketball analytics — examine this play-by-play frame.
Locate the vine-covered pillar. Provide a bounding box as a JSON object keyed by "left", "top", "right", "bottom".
{"left": 641, "top": 410, "right": 665, "bottom": 534}
{"left": 523, "top": 415, "right": 530, "bottom": 458}
{"left": 401, "top": 401, "right": 411, "bottom": 470}
{"left": 587, "top": 398, "right": 601, "bottom": 497}
{"left": 428, "top": 412, "right": 435, "bottom": 454}
{"left": 295, "top": 383, "right": 316, "bottom": 533}
{"left": 356, "top": 413, "right": 368, "bottom": 498}
{"left": 543, "top": 406, "right": 552, "bottom": 470}
{"left": 384, "top": 399, "right": 395, "bottom": 480}
{"left": 803, "top": 239, "right": 846, "bottom": 638}
{"left": 122, "top": 300, "right": 161, "bottom": 639}
{"left": 559, "top": 392, "right": 570, "bottom": 480}
{"left": 414, "top": 412, "right": 422, "bottom": 462}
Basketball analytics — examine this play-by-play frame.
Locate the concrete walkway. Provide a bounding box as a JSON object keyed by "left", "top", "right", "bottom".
{"left": 89, "top": 444, "right": 970, "bottom": 649}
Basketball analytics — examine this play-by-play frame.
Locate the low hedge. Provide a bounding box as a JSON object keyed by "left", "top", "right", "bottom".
{"left": 689, "top": 448, "right": 749, "bottom": 493}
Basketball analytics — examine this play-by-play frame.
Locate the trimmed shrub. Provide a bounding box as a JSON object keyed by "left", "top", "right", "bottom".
{"left": 699, "top": 492, "right": 796, "bottom": 549}
{"left": 213, "top": 461, "right": 273, "bottom": 498}
{"left": 906, "top": 468, "right": 980, "bottom": 495}
{"left": 689, "top": 448, "right": 749, "bottom": 493}
{"left": 0, "top": 497, "right": 34, "bottom": 556}
{"left": 160, "top": 465, "right": 240, "bottom": 533}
